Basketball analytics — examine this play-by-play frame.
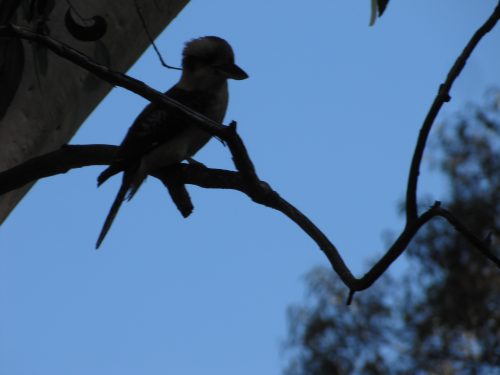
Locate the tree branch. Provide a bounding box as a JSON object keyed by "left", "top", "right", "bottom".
{"left": 0, "top": 144, "right": 116, "bottom": 194}
{"left": 405, "top": 2, "right": 500, "bottom": 222}
{"left": 1, "top": 3, "right": 500, "bottom": 297}
{"left": 0, "top": 146, "right": 498, "bottom": 295}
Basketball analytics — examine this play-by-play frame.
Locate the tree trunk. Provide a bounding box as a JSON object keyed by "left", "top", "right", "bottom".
{"left": 0, "top": 0, "right": 189, "bottom": 223}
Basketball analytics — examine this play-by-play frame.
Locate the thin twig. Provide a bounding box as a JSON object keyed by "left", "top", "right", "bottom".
{"left": 133, "top": 0, "right": 182, "bottom": 71}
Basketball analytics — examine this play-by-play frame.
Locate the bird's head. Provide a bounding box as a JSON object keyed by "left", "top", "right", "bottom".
{"left": 179, "top": 36, "right": 248, "bottom": 90}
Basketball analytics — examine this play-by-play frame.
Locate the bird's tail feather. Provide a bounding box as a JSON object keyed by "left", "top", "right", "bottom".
{"left": 125, "top": 163, "right": 148, "bottom": 201}
{"left": 95, "top": 173, "right": 130, "bottom": 249}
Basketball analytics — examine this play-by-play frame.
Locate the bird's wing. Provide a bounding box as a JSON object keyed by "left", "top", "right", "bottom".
{"left": 97, "top": 86, "right": 212, "bottom": 185}
{"left": 115, "top": 86, "right": 212, "bottom": 164}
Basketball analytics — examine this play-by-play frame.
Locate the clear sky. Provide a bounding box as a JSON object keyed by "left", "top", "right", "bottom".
{"left": 1, "top": 1, "right": 500, "bottom": 374}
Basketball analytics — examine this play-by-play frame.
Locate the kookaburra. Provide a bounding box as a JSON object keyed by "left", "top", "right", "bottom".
{"left": 96, "top": 36, "right": 248, "bottom": 248}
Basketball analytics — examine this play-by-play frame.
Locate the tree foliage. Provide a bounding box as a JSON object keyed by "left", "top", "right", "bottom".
{"left": 285, "top": 91, "right": 500, "bottom": 375}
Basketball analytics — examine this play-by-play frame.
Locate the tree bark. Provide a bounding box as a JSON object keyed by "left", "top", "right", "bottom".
{"left": 0, "top": 0, "right": 188, "bottom": 223}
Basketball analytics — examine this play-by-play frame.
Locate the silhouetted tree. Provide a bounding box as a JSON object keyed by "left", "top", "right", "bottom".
{"left": 285, "top": 90, "right": 500, "bottom": 375}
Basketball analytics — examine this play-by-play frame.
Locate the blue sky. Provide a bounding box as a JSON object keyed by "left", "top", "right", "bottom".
{"left": 1, "top": 1, "right": 500, "bottom": 374}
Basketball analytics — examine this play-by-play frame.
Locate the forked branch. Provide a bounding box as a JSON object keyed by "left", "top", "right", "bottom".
{"left": 1, "top": 2, "right": 499, "bottom": 298}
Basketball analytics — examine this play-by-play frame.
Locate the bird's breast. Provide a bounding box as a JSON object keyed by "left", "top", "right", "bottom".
{"left": 141, "top": 84, "right": 230, "bottom": 171}
{"left": 205, "top": 83, "right": 229, "bottom": 123}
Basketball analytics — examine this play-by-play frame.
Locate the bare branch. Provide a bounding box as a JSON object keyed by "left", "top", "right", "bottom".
{"left": 0, "top": 144, "right": 116, "bottom": 195}
{"left": 0, "top": 146, "right": 498, "bottom": 292}
{"left": 406, "top": 2, "right": 500, "bottom": 222}
{"left": 436, "top": 207, "right": 500, "bottom": 268}
{"left": 1, "top": 3, "right": 500, "bottom": 294}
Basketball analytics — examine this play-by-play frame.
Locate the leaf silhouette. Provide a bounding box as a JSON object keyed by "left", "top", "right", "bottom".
{"left": 64, "top": 8, "right": 107, "bottom": 42}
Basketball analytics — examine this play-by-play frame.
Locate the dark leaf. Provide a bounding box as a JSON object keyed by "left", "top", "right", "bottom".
{"left": 377, "top": 0, "right": 389, "bottom": 16}
{"left": 64, "top": 8, "right": 107, "bottom": 42}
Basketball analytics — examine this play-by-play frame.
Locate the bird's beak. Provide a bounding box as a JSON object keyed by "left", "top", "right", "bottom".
{"left": 216, "top": 63, "right": 249, "bottom": 80}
